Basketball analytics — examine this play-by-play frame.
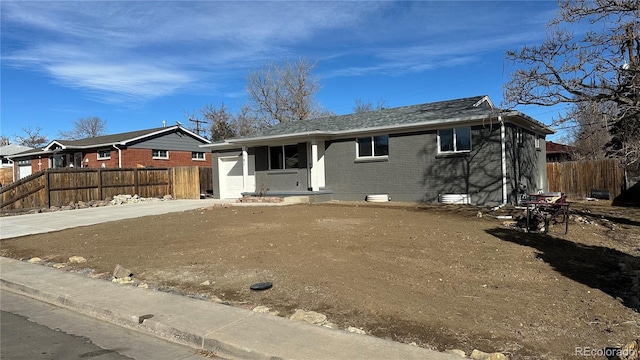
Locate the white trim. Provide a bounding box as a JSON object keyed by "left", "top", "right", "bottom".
{"left": 123, "top": 125, "right": 210, "bottom": 145}
{"left": 310, "top": 141, "right": 319, "bottom": 191}
{"left": 242, "top": 147, "right": 248, "bottom": 192}
{"left": 44, "top": 140, "right": 66, "bottom": 151}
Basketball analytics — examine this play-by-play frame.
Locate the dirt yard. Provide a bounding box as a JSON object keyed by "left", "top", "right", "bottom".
{"left": 2, "top": 201, "right": 639, "bottom": 359}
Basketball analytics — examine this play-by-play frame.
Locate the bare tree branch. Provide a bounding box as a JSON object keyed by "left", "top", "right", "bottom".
{"left": 58, "top": 116, "right": 107, "bottom": 140}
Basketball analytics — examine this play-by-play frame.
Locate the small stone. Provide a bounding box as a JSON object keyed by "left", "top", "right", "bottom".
{"left": 68, "top": 256, "right": 87, "bottom": 264}
{"left": 52, "top": 263, "right": 66, "bottom": 269}
{"left": 137, "top": 283, "right": 149, "bottom": 289}
{"left": 163, "top": 194, "right": 173, "bottom": 200}
{"left": 347, "top": 326, "right": 366, "bottom": 334}
{"left": 200, "top": 280, "right": 210, "bottom": 286}
{"left": 289, "top": 309, "right": 327, "bottom": 325}
{"left": 445, "top": 349, "right": 467, "bottom": 358}
{"left": 27, "top": 257, "right": 42, "bottom": 264}
{"left": 252, "top": 305, "right": 273, "bottom": 313}
{"left": 470, "top": 349, "right": 509, "bottom": 360}
{"left": 112, "top": 276, "right": 134, "bottom": 284}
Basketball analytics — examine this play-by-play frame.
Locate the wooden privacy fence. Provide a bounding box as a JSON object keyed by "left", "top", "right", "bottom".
{"left": 1, "top": 166, "right": 212, "bottom": 212}
{"left": 547, "top": 159, "right": 624, "bottom": 200}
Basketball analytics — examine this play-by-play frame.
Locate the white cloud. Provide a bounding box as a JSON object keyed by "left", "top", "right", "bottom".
{"left": 1, "top": 1, "right": 555, "bottom": 104}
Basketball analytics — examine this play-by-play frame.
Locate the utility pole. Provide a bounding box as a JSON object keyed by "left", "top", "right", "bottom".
{"left": 188, "top": 118, "right": 208, "bottom": 137}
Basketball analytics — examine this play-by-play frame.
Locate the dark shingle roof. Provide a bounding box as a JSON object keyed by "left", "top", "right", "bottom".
{"left": 236, "top": 95, "right": 496, "bottom": 139}
{"left": 54, "top": 127, "right": 170, "bottom": 147}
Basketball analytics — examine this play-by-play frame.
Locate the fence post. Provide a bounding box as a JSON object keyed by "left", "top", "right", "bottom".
{"left": 134, "top": 168, "right": 139, "bottom": 195}
{"left": 168, "top": 168, "right": 173, "bottom": 198}
{"left": 45, "top": 170, "right": 51, "bottom": 209}
{"left": 98, "top": 168, "right": 103, "bottom": 200}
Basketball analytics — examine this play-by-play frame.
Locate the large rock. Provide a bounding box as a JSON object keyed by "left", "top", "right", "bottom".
{"left": 112, "top": 264, "right": 133, "bottom": 278}
{"left": 289, "top": 309, "right": 327, "bottom": 325}
{"left": 27, "top": 257, "right": 42, "bottom": 264}
{"left": 68, "top": 256, "right": 87, "bottom": 264}
{"left": 470, "top": 349, "right": 509, "bottom": 360}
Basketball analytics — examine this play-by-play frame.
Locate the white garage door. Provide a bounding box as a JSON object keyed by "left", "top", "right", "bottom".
{"left": 218, "top": 156, "right": 255, "bottom": 199}
{"left": 18, "top": 165, "right": 32, "bottom": 179}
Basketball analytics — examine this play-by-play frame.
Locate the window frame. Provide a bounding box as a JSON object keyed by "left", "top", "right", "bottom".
{"left": 437, "top": 127, "right": 472, "bottom": 154}
{"left": 355, "top": 135, "right": 389, "bottom": 159}
{"left": 268, "top": 144, "right": 299, "bottom": 170}
{"left": 191, "top": 151, "right": 206, "bottom": 161}
{"left": 152, "top": 149, "right": 169, "bottom": 160}
{"left": 97, "top": 150, "right": 111, "bottom": 160}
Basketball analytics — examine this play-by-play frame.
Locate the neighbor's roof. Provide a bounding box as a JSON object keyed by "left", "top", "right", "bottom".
{"left": 44, "top": 125, "right": 210, "bottom": 151}
{"left": 203, "top": 95, "right": 553, "bottom": 148}
{"left": 8, "top": 125, "right": 210, "bottom": 159}
{"left": 546, "top": 141, "right": 575, "bottom": 155}
{"left": 0, "top": 144, "right": 33, "bottom": 157}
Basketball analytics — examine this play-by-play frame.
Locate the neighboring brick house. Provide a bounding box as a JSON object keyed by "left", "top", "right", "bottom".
{"left": 545, "top": 141, "right": 575, "bottom": 162}
{"left": 9, "top": 125, "right": 211, "bottom": 180}
{"left": 203, "top": 95, "right": 554, "bottom": 205}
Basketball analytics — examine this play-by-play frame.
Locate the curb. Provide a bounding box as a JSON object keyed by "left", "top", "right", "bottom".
{"left": 0, "top": 276, "right": 263, "bottom": 360}
{"left": 0, "top": 258, "right": 461, "bottom": 360}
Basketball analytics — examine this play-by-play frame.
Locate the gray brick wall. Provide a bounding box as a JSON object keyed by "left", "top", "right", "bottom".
{"left": 325, "top": 126, "right": 505, "bottom": 204}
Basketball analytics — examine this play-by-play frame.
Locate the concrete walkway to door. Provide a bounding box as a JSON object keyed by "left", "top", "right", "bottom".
{"left": 0, "top": 199, "right": 287, "bottom": 239}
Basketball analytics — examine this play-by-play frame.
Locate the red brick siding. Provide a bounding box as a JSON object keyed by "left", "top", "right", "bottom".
{"left": 85, "top": 148, "right": 210, "bottom": 168}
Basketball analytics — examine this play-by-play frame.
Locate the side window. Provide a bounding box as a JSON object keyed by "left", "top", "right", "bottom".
{"left": 356, "top": 135, "right": 389, "bottom": 158}
{"left": 438, "top": 127, "right": 471, "bottom": 153}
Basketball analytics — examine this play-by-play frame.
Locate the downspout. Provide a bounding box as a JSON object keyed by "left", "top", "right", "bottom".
{"left": 8, "top": 158, "right": 15, "bottom": 182}
{"left": 499, "top": 115, "right": 508, "bottom": 205}
{"left": 113, "top": 144, "right": 122, "bottom": 168}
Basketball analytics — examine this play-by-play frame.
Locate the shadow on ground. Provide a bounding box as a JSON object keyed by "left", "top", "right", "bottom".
{"left": 486, "top": 227, "right": 639, "bottom": 312}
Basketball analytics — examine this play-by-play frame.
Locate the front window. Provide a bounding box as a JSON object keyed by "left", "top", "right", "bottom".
{"left": 438, "top": 127, "right": 471, "bottom": 153}
{"left": 97, "top": 150, "right": 111, "bottom": 160}
{"left": 52, "top": 154, "right": 66, "bottom": 168}
{"left": 269, "top": 145, "right": 298, "bottom": 170}
{"left": 152, "top": 149, "right": 169, "bottom": 159}
{"left": 357, "top": 135, "right": 389, "bottom": 158}
{"left": 192, "top": 152, "right": 205, "bottom": 161}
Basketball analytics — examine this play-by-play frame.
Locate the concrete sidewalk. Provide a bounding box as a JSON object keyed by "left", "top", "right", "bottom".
{"left": 0, "top": 199, "right": 286, "bottom": 239}
{"left": 0, "top": 257, "right": 460, "bottom": 360}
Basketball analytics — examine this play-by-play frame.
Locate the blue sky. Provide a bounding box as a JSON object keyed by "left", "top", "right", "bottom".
{"left": 1, "top": 1, "right": 567, "bottom": 143}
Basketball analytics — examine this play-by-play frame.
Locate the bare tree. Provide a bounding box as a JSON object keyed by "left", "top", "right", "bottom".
{"left": 234, "top": 104, "right": 257, "bottom": 137}
{"left": 0, "top": 136, "right": 10, "bottom": 146}
{"left": 504, "top": 0, "right": 639, "bottom": 169}
{"left": 353, "top": 98, "right": 387, "bottom": 113}
{"left": 566, "top": 101, "right": 614, "bottom": 160}
{"left": 58, "top": 116, "right": 107, "bottom": 140}
{"left": 16, "top": 126, "right": 48, "bottom": 147}
{"left": 246, "top": 58, "right": 326, "bottom": 125}
{"left": 201, "top": 103, "right": 236, "bottom": 142}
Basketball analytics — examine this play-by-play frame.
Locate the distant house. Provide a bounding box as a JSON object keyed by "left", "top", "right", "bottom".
{"left": 546, "top": 141, "right": 575, "bottom": 162}
{"left": 0, "top": 144, "right": 33, "bottom": 168}
{"left": 9, "top": 125, "right": 210, "bottom": 180}
{"left": 0, "top": 144, "right": 33, "bottom": 184}
{"left": 202, "top": 95, "right": 554, "bottom": 205}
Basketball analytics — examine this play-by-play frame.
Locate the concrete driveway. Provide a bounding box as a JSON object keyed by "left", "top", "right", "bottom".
{"left": 0, "top": 199, "right": 283, "bottom": 239}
